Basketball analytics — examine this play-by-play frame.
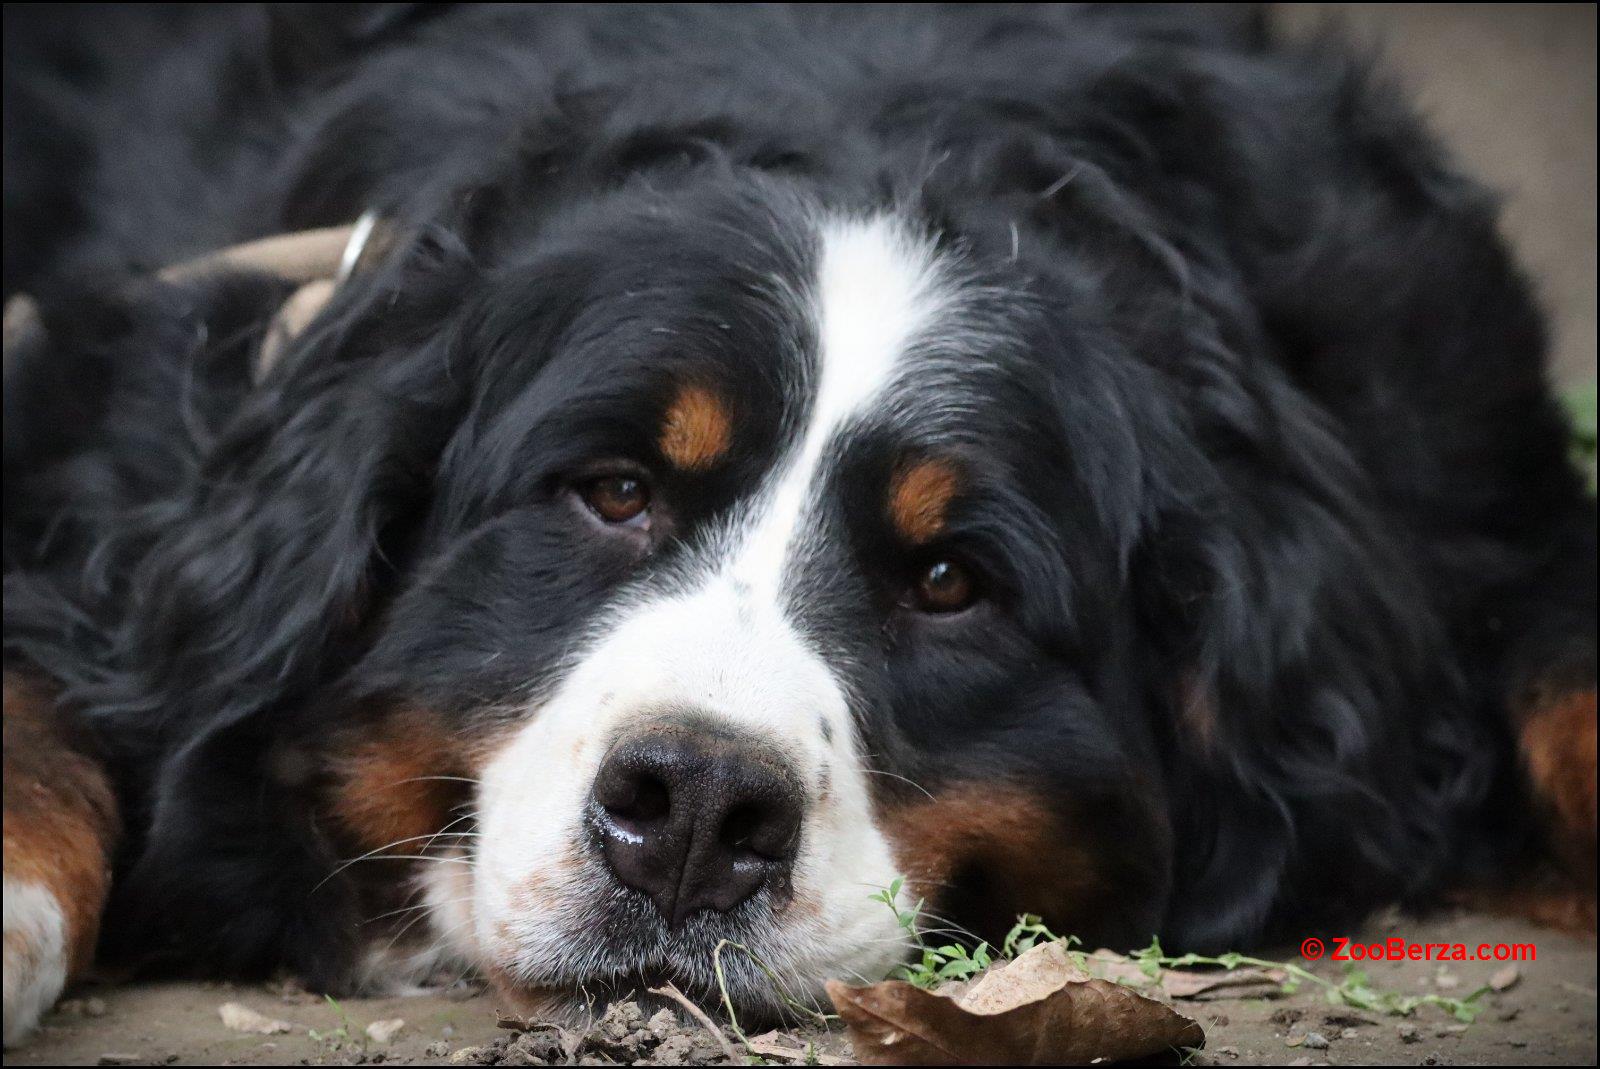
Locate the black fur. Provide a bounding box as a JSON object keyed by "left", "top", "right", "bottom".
{"left": 4, "top": 4, "right": 1593, "bottom": 997}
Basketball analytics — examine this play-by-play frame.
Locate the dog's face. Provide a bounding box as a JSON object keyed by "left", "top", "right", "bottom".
{"left": 310, "top": 177, "right": 1173, "bottom": 1013}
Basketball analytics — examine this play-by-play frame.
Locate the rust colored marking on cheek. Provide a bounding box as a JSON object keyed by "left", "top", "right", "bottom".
{"left": 878, "top": 782, "right": 1098, "bottom": 921}
{"left": 659, "top": 382, "right": 733, "bottom": 471}
{"left": 888, "top": 458, "right": 961, "bottom": 545}
{"left": 3, "top": 672, "right": 120, "bottom": 977}
{"left": 1516, "top": 688, "right": 1597, "bottom": 885}
{"left": 326, "top": 708, "right": 471, "bottom": 854}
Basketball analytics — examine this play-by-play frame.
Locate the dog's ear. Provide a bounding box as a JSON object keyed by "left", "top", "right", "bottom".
{"left": 122, "top": 245, "right": 470, "bottom": 724}
{"left": 1132, "top": 380, "right": 1498, "bottom": 950}
{"left": 65, "top": 247, "right": 481, "bottom": 980}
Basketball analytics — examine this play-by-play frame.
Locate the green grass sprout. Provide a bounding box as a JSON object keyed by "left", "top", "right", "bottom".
{"left": 870, "top": 876, "right": 994, "bottom": 987}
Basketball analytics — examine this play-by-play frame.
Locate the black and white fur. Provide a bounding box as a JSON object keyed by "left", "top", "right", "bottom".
{"left": 3, "top": 3, "right": 1593, "bottom": 1043}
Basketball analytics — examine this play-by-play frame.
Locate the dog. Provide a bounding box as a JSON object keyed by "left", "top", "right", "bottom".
{"left": 3, "top": 3, "right": 1594, "bottom": 1047}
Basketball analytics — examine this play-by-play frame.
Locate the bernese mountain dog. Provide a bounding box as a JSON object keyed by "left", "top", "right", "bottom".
{"left": 2, "top": 3, "right": 1595, "bottom": 1047}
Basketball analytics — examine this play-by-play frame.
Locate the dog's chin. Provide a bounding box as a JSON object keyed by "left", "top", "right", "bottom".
{"left": 486, "top": 965, "right": 799, "bottom": 1030}
{"left": 484, "top": 954, "right": 822, "bottom": 1030}
{"left": 474, "top": 888, "right": 861, "bottom": 1025}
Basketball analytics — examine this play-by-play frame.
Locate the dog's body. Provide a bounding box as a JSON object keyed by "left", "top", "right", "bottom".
{"left": 3, "top": 3, "right": 1594, "bottom": 1046}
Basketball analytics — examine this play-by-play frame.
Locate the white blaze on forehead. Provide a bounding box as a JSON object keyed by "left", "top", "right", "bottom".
{"left": 728, "top": 214, "right": 949, "bottom": 596}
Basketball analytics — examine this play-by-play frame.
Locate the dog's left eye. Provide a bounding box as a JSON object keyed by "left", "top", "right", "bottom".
{"left": 582, "top": 475, "right": 651, "bottom": 526}
{"left": 909, "top": 559, "right": 977, "bottom": 614}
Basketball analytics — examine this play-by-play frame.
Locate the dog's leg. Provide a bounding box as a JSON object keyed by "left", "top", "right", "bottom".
{"left": 2, "top": 671, "right": 119, "bottom": 1047}
{"left": 1505, "top": 678, "right": 1598, "bottom": 936}
{"left": 1482, "top": 507, "right": 1598, "bottom": 929}
{"left": 1462, "top": 678, "right": 1598, "bottom": 934}
{"left": 1515, "top": 685, "right": 1596, "bottom": 886}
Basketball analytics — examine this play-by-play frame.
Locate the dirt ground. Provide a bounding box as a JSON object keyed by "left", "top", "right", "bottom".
{"left": 8, "top": 908, "right": 1593, "bottom": 1066}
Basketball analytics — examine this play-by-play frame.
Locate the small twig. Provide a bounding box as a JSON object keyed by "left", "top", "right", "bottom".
{"left": 648, "top": 981, "right": 741, "bottom": 1064}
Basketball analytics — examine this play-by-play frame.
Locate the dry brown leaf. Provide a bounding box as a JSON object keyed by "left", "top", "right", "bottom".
{"left": 1075, "top": 949, "right": 1284, "bottom": 1000}
{"left": 827, "top": 941, "right": 1205, "bottom": 1065}
{"left": 1159, "top": 966, "right": 1287, "bottom": 999}
{"left": 1080, "top": 951, "right": 1158, "bottom": 990}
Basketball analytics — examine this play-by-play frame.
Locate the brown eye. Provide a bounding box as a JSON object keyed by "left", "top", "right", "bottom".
{"left": 912, "top": 559, "right": 975, "bottom": 614}
{"left": 583, "top": 475, "right": 651, "bottom": 525}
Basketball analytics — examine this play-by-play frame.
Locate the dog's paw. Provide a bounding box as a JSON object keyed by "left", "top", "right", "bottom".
{"left": 3, "top": 672, "right": 120, "bottom": 1048}
{"left": 2, "top": 877, "right": 70, "bottom": 1047}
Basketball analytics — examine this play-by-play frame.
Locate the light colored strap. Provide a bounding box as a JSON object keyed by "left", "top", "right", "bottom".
{"left": 158, "top": 209, "right": 390, "bottom": 287}
{"left": 258, "top": 277, "right": 340, "bottom": 379}
{"left": 3, "top": 212, "right": 391, "bottom": 382}
{"left": 158, "top": 224, "right": 360, "bottom": 286}
{"left": 337, "top": 210, "right": 384, "bottom": 282}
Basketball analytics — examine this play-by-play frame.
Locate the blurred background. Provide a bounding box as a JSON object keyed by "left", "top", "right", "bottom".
{"left": 1276, "top": 3, "right": 1596, "bottom": 391}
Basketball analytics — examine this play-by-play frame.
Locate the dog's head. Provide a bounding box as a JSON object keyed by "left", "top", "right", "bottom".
{"left": 295, "top": 178, "right": 1175, "bottom": 1011}
{"left": 47, "top": 125, "right": 1463, "bottom": 1016}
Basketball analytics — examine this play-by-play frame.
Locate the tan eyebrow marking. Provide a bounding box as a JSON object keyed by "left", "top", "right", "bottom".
{"left": 659, "top": 382, "right": 733, "bottom": 471}
{"left": 888, "top": 457, "right": 961, "bottom": 545}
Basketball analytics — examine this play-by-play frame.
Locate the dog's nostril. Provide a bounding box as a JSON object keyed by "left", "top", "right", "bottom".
{"left": 629, "top": 775, "right": 671, "bottom": 821}
{"left": 719, "top": 800, "right": 800, "bottom": 862}
{"left": 597, "top": 770, "right": 671, "bottom": 831}
{"left": 591, "top": 727, "right": 803, "bottom": 927}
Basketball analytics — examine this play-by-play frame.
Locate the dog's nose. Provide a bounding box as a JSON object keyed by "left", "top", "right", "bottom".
{"left": 591, "top": 728, "right": 803, "bottom": 927}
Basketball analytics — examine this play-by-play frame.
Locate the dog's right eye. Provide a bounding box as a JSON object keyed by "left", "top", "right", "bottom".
{"left": 581, "top": 475, "right": 651, "bottom": 526}
{"left": 908, "top": 558, "right": 978, "bottom": 614}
